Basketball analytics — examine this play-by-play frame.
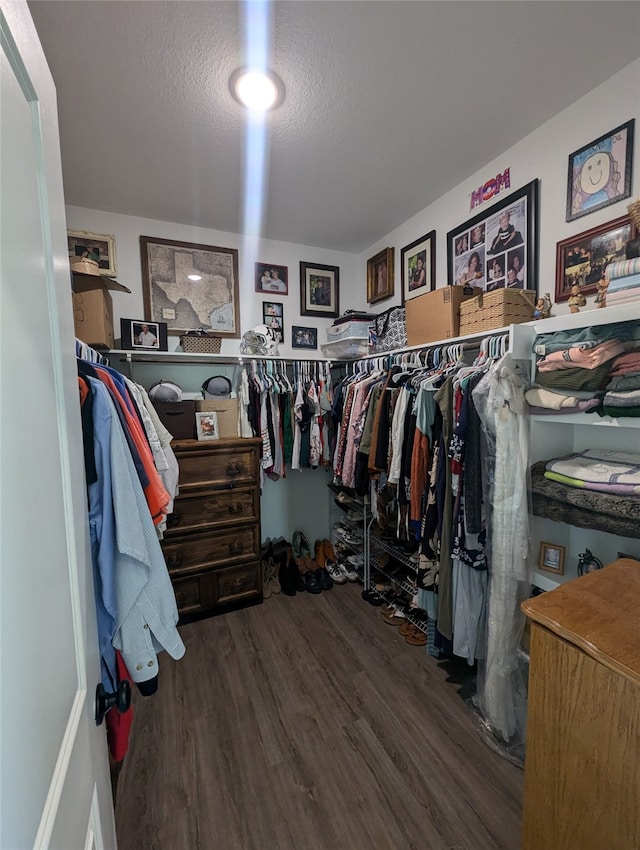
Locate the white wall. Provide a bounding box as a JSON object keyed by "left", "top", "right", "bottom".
{"left": 354, "top": 60, "right": 640, "bottom": 318}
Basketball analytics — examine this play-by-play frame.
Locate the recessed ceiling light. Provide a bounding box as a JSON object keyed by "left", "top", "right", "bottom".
{"left": 230, "top": 67, "right": 284, "bottom": 111}
{"left": 187, "top": 274, "right": 202, "bottom": 281}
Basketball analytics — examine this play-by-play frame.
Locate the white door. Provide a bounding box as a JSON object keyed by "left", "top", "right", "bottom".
{"left": 0, "top": 3, "right": 117, "bottom": 848}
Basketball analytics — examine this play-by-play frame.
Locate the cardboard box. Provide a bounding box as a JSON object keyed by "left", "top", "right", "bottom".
{"left": 405, "top": 286, "right": 482, "bottom": 346}
{"left": 72, "top": 271, "right": 131, "bottom": 349}
{"left": 195, "top": 398, "right": 239, "bottom": 439}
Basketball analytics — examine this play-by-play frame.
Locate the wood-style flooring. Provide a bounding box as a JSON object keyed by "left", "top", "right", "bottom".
{"left": 115, "top": 584, "right": 523, "bottom": 850}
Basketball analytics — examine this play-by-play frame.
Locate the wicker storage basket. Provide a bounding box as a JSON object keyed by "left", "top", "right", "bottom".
{"left": 459, "top": 288, "right": 536, "bottom": 335}
{"left": 179, "top": 332, "right": 222, "bottom": 354}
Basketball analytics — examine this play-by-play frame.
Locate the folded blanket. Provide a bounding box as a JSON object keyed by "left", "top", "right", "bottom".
{"left": 605, "top": 258, "right": 640, "bottom": 280}
{"left": 609, "top": 350, "right": 640, "bottom": 376}
{"left": 606, "top": 373, "right": 640, "bottom": 392}
{"left": 545, "top": 449, "right": 640, "bottom": 489}
{"left": 525, "top": 387, "right": 580, "bottom": 409}
{"left": 607, "top": 272, "right": 640, "bottom": 293}
{"left": 536, "top": 339, "right": 633, "bottom": 372}
{"left": 532, "top": 322, "right": 635, "bottom": 355}
{"left": 545, "top": 470, "right": 640, "bottom": 494}
{"left": 528, "top": 399, "right": 600, "bottom": 416}
{"left": 598, "top": 403, "right": 640, "bottom": 418}
{"left": 535, "top": 362, "right": 611, "bottom": 392}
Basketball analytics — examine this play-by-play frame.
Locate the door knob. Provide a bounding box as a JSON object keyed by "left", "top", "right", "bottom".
{"left": 95, "top": 680, "right": 131, "bottom": 726}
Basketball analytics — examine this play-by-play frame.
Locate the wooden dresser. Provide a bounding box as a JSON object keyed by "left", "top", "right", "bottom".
{"left": 162, "top": 437, "right": 262, "bottom": 620}
{"left": 521, "top": 558, "right": 640, "bottom": 850}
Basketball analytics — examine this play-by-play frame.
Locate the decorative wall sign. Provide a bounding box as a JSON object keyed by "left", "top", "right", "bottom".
{"left": 469, "top": 167, "right": 512, "bottom": 212}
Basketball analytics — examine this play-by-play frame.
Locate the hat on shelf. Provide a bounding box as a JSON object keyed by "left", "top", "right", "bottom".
{"left": 70, "top": 257, "right": 100, "bottom": 276}
{"left": 202, "top": 375, "right": 232, "bottom": 399}
{"left": 148, "top": 380, "right": 183, "bottom": 403}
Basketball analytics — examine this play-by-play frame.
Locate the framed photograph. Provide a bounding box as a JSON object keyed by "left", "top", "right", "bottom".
{"left": 255, "top": 262, "right": 288, "bottom": 295}
{"left": 68, "top": 230, "right": 117, "bottom": 277}
{"left": 120, "top": 317, "right": 168, "bottom": 351}
{"left": 566, "top": 119, "right": 635, "bottom": 222}
{"left": 447, "top": 179, "right": 539, "bottom": 297}
{"left": 538, "top": 542, "right": 565, "bottom": 576}
{"left": 367, "top": 247, "right": 395, "bottom": 305}
{"left": 195, "top": 411, "right": 219, "bottom": 441}
{"left": 401, "top": 231, "right": 435, "bottom": 304}
{"left": 262, "top": 301, "right": 283, "bottom": 341}
{"left": 291, "top": 325, "right": 317, "bottom": 350}
{"left": 299, "top": 262, "right": 339, "bottom": 318}
{"left": 140, "top": 236, "right": 240, "bottom": 337}
{"left": 555, "top": 214, "right": 636, "bottom": 302}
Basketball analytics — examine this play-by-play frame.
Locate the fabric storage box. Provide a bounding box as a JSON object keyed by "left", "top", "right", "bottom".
{"left": 321, "top": 336, "right": 371, "bottom": 359}
{"left": 179, "top": 332, "right": 221, "bottom": 353}
{"left": 459, "top": 288, "right": 536, "bottom": 335}
{"left": 195, "top": 398, "right": 239, "bottom": 438}
{"left": 406, "top": 286, "right": 481, "bottom": 345}
{"left": 154, "top": 400, "right": 197, "bottom": 439}
{"left": 326, "top": 320, "right": 372, "bottom": 342}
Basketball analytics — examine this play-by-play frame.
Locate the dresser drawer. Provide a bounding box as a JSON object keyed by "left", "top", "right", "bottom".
{"left": 172, "top": 572, "right": 216, "bottom": 617}
{"left": 175, "top": 443, "right": 259, "bottom": 491}
{"left": 164, "top": 488, "right": 258, "bottom": 536}
{"left": 214, "top": 562, "right": 262, "bottom": 605}
{"left": 163, "top": 525, "right": 260, "bottom": 576}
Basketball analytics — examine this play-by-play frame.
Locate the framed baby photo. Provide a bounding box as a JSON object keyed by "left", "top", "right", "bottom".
{"left": 255, "top": 262, "right": 288, "bottom": 295}
{"left": 401, "top": 231, "right": 435, "bottom": 304}
{"left": 538, "top": 542, "right": 565, "bottom": 576}
{"left": 120, "top": 317, "right": 168, "bottom": 351}
{"left": 263, "top": 301, "right": 284, "bottom": 341}
{"left": 195, "top": 411, "right": 219, "bottom": 441}
{"left": 291, "top": 325, "right": 318, "bottom": 349}
{"left": 447, "top": 179, "right": 539, "bottom": 297}
{"left": 300, "top": 262, "right": 339, "bottom": 318}
{"left": 566, "top": 119, "right": 634, "bottom": 222}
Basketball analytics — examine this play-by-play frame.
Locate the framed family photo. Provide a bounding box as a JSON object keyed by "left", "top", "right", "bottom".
{"left": 140, "top": 236, "right": 240, "bottom": 337}
{"left": 195, "top": 411, "right": 220, "bottom": 441}
{"left": 263, "top": 301, "right": 284, "bottom": 341}
{"left": 367, "top": 247, "right": 394, "bottom": 305}
{"left": 555, "top": 214, "right": 636, "bottom": 302}
{"left": 291, "top": 325, "right": 317, "bottom": 349}
{"left": 120, "top": 317, "right": 168, "bottom": 351}
{"left": 300, "top": 262, "right": 339, "bottom": 318}
{"left": 68, "top": 229, "right": 117, "bottom": 277}
{"left": 566, "top": 119, "right": 634, "bottom": 223}
{"left": 401, "top": 231, "right": 435, "bottom": 304}
{"left": 447, "top": 179, "right": 539, "bottom": 297}
{"left": 255, "top": 262, "right": 288, "bottom": 295}
{"left": 538, "top": 541, "right": 565, "bottom": 576}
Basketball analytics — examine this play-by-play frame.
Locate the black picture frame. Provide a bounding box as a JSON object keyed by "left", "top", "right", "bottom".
{"left": 401, "top": 231, "right": 436, "bottom": 304}
{"left": 120, "top": 317, "right": 168, "bottom": 351}
{"left": 566, "top": 119, "right": 635, "bottom": 223}
{"left": 299, "top": 262, "right": 339, "bottom": 318}
{"left": 447, "top": 179, "right": 539, "bottom": 298}
{"left": 291, "top": 325, "right": 318, "bottom": 349}
{"left": 262, "top": 301, "right": 284, "bottom": 342}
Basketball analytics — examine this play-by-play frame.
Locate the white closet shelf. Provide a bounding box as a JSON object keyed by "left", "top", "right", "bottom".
{"left": 529, "top": 413, "right": 639, "bottom": 427}
{"left": 108, "top": 349, "right": 331, "bottom": 365}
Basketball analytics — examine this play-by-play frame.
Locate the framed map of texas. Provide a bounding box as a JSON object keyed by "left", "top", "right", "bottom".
{"left": 140, "top": 236, "right": 240, "bottom": 338}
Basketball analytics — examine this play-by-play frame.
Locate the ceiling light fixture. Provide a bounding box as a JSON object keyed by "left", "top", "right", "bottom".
{"left": 230, "top": 67, "right": 284, "bottom": 111}
{"left": 187, "top": 274, "right": 202, "bottom": 281}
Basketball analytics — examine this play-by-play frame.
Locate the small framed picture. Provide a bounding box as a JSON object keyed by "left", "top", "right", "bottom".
{"left": 262, "top": 301, "right": 283, "bottom": 341}
{"left": 300, "top": 262, "right": 339, "bottom": 318}
{"left": 68, "top": 229, "right": 117, "bottom": 277}
{"left": 255, "top": 263, "right": 288, "bottom": 295}
{"left": 291, "top": 325, "right": 317, "bottom": 349}
{"left": 195, "top": 411, "right": 219, "bottom": 441}
{"left": 538, "top": 542, "right": 565, "bottom": 576}
{"left": 566, "top": 119, "right": 635, "bottom": 222}
{"left": 120, "top": 318, "right": 168, "bottom": 351}
{"left": 401, "top": 231, "right": 435, "bottom": 304}
{"left": 367, "top": 247, "right": 395, "bottom": 305}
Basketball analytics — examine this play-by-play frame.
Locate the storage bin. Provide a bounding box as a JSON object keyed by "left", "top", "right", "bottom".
{"left": 321, "top": 336, "right": 371, "bottom": 359}
{"left": 326, "top": 320, "right": 372, "bottom": 342}
{"left": 179, "top": 333, "right": 221, "bottom": 353}
{"left": 459, "top": 288, "right": 536, "bottom": 335}
{"left": 153, "top": 400, "right": 197, "bottom": 439}
{"left": 405, "top": 286, "right": 481, "bottom": 345}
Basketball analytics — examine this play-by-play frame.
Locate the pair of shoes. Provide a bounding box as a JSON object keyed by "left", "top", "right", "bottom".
{"left": 315, "top": 539, "right": 345, "bottom": 584}
{"left": 278, "top": 546, "right": 306, "bottom": 596}
{"left": 292, "top": 530, "right": 311, "bottom": 560}
{"left": 336, "top": 557, "right": 359, "bottom": 582}
{"left": 361, "top": 587, "right": 384, "bottom": 606}
{"left": 296, "top": 554, "right": 332, "bottom": 593}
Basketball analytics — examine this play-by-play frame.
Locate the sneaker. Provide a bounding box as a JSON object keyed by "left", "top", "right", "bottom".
{"left": 346, "top": 510, "right": 364, "bottom": 522}
{"left": 337, "top": 560, "right": 359, "bottom": 582}
{"left": 348, "top": 554, "right": 364, "bottom": 567}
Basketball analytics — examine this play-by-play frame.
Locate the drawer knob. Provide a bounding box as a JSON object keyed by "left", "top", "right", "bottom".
{"left": 167, "top": 512, "right": 181, "bottom": 527}
{"left": 228, "top": 502, "right": 243, "bottom": 514}
{"left": 230, "top": 578, "right": 247, "bottom": 590}
{"left": 226, "top": 462, "right": 241, "bottom": 477}
{"left": 229, "top": 541, "right": 244, "bottom": 555}
{"left": 175, "top": 592, "right": 186, "bottom": 606}
{"left": 167, "top": 552, "right": 184, "bottom": 568}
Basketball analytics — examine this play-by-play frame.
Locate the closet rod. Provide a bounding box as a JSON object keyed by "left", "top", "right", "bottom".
{"left": 110, "top": 349, "right": 333, "bottom": 367}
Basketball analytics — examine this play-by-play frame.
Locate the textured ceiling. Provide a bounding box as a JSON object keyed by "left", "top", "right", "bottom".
{"left": 29, "top": 1, "right": 640, "bottom": 253}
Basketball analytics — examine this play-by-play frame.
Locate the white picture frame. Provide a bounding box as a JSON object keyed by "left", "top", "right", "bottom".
{"left": 195, "top": 411, "right": 219, "bottom": 441}
{"left": 67, "top": 229, "right": 117, "bottom": 277}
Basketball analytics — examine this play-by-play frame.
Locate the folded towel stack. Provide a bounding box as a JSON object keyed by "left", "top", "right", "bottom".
{"left": 605, "top": 258, "right": 640, "bottom": 306}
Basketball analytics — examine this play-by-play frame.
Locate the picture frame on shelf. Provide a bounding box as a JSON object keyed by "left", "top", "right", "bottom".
{"left": 120, "top": 317, "right": 168, "bottom": 351}
{"left": 140, "top": 235, "right": 240, "bottom": 337}
{"left": 401, "top": 231, "right": 435, "bottom": 304}
{"left": 447, "top": 179, "right": 539, "bottom": 297}
{"left": 367, "top": 247, "right": 394, "bottom": 305}
{"left": 299, "top": 262, "right": 339, "bottom": 318}
{"left": 566, "top": 119, "right": 635, "bottom": 223}
{"left": 554, "top": 214, "right": 636, "bottom": 303}
{"left": 291, "top": 325, "right": 318, "bottom": 349}
{"left": 539, "top": 542, "right": 565, "bottom": 576}
{"left": 68, "top": 229, "right": 117, "bottom": 277}
{"left": 262, "top": 301, "right": 283, "bottom": 341}
{"left": 195, "top": 411, "right": 220, "bottom": 441}
{"left": 255, "top": 262, "right": 288, "bottom": 295}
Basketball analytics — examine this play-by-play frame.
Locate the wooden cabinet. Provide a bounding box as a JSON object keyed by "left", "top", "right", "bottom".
{"left": 163, "top": 438, "right": 262, "bottom": 619}
{"left": 521, "top": 559, "right": 640, "bottom": 850}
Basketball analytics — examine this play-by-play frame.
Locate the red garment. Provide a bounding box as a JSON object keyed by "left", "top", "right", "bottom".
{"left": 105, "top": 651, "right": 134, "bottom": 762}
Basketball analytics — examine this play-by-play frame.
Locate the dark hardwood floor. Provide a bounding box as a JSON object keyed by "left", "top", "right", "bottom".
{"left": 115, "top": 584, "right": 523, "bottom": 850}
